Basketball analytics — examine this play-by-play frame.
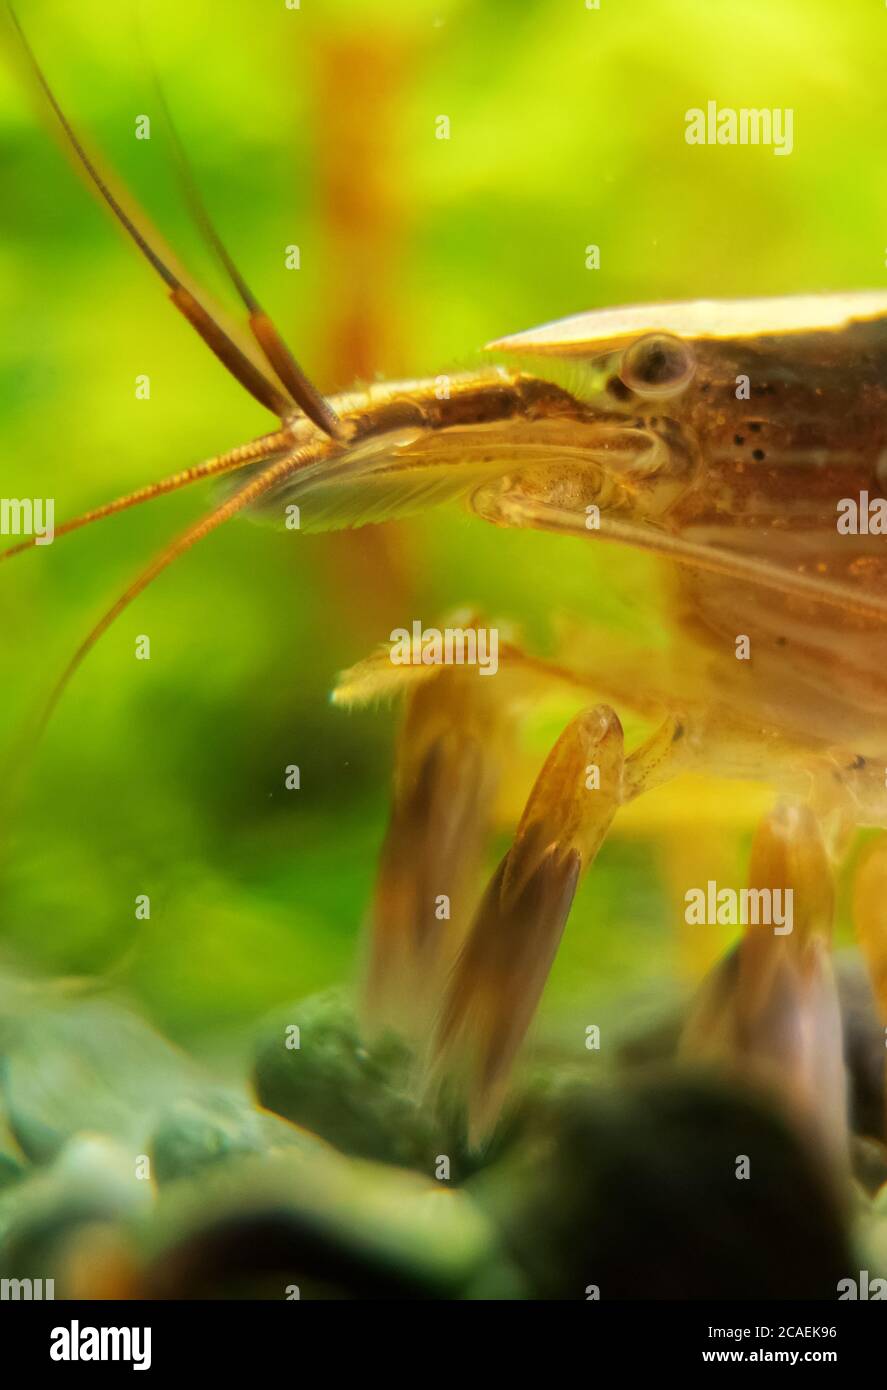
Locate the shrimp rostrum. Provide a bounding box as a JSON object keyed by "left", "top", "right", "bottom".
{"left": 10, "top": 15, "right": 887, "bottom": 1147}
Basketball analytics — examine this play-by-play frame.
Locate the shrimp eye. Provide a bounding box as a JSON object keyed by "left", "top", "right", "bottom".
{"left": 619, "top": 332, "right": 696, "bottom": 397}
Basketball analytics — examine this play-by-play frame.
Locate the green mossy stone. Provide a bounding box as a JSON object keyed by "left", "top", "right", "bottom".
{"left": 2, "top": 999, "right": 199, "bottom": 1164}
{"left": 0, "top": 1134, "right": 150, "bottom": 1283}
{"left": 253, "top": 990, "right": 441, "bottom": 1171}
{"left": 0, "top": 1112, "right": 27, "bottom": 1191}
{"left": 150, "top": 1091, "right": 326, "bottom": 1184}
{"left": 138, "top": 1146, "right": 520, "bottom": 1299}
{"left": 472, "top": 1071, "right": 854, "bottom": 1301}
{"left": 0, "top": 1153, "right": 26, "bottom": 1192}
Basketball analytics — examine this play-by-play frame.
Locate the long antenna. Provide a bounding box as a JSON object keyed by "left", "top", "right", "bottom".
{"left": 9, "top": 5, "right": 295, "bottom": 419}
{"left": 146, "top": 30, "right": 344, "bottom": 438}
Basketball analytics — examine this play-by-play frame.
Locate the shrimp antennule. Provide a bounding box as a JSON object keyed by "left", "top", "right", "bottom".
{"left": 150, "top": 73, "right": 344, "bottom": 440}
{"left": 9, "top": 6, "right": 337, "bottom": 434}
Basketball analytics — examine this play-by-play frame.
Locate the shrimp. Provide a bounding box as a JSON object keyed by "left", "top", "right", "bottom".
{"left": 9, "top": 14, "right": 887, "bottom": 1144}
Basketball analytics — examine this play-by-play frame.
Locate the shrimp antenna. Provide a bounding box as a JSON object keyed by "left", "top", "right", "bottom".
{"left": 0, "top": 438, "right": 334, "bottom": 807}
{"left": 149, "top": 68, "right": 344, "bottom": 441}
{"left": 34, "top": 440, "right": 333, "bottom": 737}
{"left": 0, "top": 428, "right": 292, "bottom": 563}
{"left": 8, "top": 6, "right": 330, "bottom": 425}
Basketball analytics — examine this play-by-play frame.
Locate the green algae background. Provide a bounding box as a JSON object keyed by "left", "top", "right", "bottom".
{"left": 0, "top": 0, "right": 883, "bottom": 1059}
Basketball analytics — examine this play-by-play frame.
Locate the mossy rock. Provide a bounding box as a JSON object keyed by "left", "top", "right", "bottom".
{"left": 472, "top": 1070, "right": 853, "bottom": 1300}
{"left": 150, "top": 1091, "right": 326, "bottom": 1185}
{"left": 136, "top": 1147, "right": 523, "bottom": 1299}
{"left": 253, "top": 990, "right": 440, "bottom": 1171}
{"left": 2, "top": 1000, "right": 198, "bottom": 1164}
